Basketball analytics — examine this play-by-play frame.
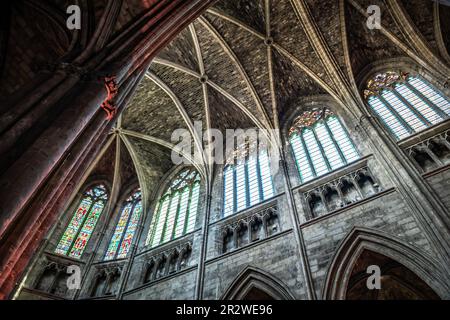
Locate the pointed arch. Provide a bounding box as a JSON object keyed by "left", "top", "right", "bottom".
{"left": 322, "top": 227, "right": 450, "bottom": 299}
{"left": 221, "top": 266, "right": 295, "bottom": 300}
{"left": 284, "top": 100, "right": 360, "bottom": 184}
{"left": 104, "top": 187, "right": 142, "bottom": 261}
{"left": 145, "top": 167, "right": 202, "bottom": 248}
{"left": 359, "top": 66, "right": 450, "bottom": 141}
{"left": 54, "top": 183, "right": 109, "bottom": 259}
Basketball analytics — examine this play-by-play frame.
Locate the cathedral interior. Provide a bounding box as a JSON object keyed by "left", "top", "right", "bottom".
{"left": 0, "top": 0, "right": 450, "bottom": 300}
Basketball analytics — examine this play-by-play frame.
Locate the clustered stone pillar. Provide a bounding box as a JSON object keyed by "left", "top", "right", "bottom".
{"left": 0, "top": 0, "right": 215, "bottom": 299}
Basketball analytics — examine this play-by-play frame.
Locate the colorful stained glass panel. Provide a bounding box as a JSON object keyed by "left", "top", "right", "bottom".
{"left": 117, "top": 201, "right": 142, "bottom": 259}
{"left": 104, "top": 203, "right": 133, "bottom": 260}
{"left": 69, "top": 201, "right": 104, "bottom": 259}
{"left": 55, "top": 197, "right": 92, "bottom": 256}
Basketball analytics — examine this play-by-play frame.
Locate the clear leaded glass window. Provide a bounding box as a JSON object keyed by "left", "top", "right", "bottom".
{"left": 55, "top": 184, "right": 108, "bottom": 259}
{"left": 289, "top": 107, "right": 359, "bottom": 183}
{"left": 223, "top": 143, "right": 275, "bottom": 217}
{"left": 146, "top": 169, "right": 201, "bottom": 247}
{"left": 364, "top": 71, "right": 450, "bottom": 140}
{"left": 104, "top": 189, "right": 142, "bottom": 261}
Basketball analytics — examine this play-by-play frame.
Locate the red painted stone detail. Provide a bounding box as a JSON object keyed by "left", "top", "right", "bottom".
{"left": 101, "top": 76, "right": 118, "bottom": 120}
{"left": 0, "top": 0, "right": 216, "bottom": 300}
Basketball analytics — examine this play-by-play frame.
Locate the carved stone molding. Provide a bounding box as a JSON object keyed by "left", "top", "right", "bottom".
{"left": 141, "top": 242, "right": 193, "bottom": 285}
{"left": 219, "top": 203, "right": 280, "bottom": 254}
{"left": 405, "top": 128, "right": 450, "bottom": 173}
{"left": 302, "top": 166, "right": 382, "bottom": 220}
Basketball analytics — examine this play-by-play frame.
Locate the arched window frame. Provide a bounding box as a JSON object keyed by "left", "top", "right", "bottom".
{"left": 104, "top": 189, "right": 142, "bottom": 261}
{"left": 55, "top": 184, "right": 109, "bottom": 259}
{"left": 363, "top": 71, "right": 450, "bottom": 141}
{"left": 223, "top": 142, "right": 275, "bottom": 217}
{"left": 288, "top": 107, "right": 360, "bottom": 184}
{"left": 145, "top": 168, "right": 201, "bottom": 248}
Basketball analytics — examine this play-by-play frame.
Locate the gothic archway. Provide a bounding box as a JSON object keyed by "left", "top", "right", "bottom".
{"left": 322, "top": 227, "right": 449, "bottom": 299}
{"left": 345, "top": 250, "right": 440, "bottom": 299}
{"left": 221, "top": 266, "right": 295, "bottom": 300}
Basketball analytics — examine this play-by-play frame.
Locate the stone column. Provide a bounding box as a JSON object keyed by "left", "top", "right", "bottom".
{"left": 0, "top": 0, "right": 216, "bottom": 299}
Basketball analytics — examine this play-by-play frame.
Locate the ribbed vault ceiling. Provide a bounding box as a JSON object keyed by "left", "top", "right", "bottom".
{"left": 116, "top": 0, "right": 450, "bottom": 196}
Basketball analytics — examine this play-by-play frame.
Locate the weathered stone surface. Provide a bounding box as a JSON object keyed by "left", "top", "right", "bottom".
{"left": 9, "top": 0, "right": 450, "bottom": 301}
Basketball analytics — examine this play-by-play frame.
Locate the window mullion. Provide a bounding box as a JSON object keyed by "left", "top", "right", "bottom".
{"left": 290, "top": 138, "right": 304, "bottom": 182}
{"left": 390, "top": 87, "right": 431, "bottom": 127}
{"left": 311, "top": 126, "right": 332, "bottom": 171}
{"left": 114, "top": 202, "right": 134, "bottom": 260}
{"left": 300, "top": 132, "right": 317, "bottom": 177}
{"left": 223, "top": 168, "right": 232, "bottom": 217}
{"left": 324, "top": 119, "right": 347, "bottom": 165}
{"left": 404, "top": 80, "right": 448, "bottom": 120}
{"left": 256, "top": 151, "right": 264, "bottom": 201}
{"left": 67, "top": 197, "right": 95, "bottom": 256}
{"left": 183, "top": 186, "right": 194, "bottom": 235}
{"left": 171, "top": 193, "right": 183, "bottom": 240}
{"left": 149, "top": 196, "right": 163, "bottom": 245}
{"left": 159, "top": 195, "right": 173, "bottom": 245}
{"left": 148, "top": 200, "right": 163, "bottom": 246}
{"left": 367, "top": 99, "right": 401, "bottom": 140}
{"left": 244, "top": 155, "right": 251, "bottom": 208}
{"left": 377, "top": 93, "right": 415, "bottom": 134}
{"left": 336, "top": 117, "right": 360, "bottom": 158}
{"left": 233, "top": 166, "right": 237, "bottom": 213}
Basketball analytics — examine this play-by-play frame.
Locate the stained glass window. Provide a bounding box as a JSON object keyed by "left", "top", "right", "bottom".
{"left": 146, "top": 169, "right": 201, "bottom": 247}
{"left": 289, "top": 107, "right": 359, "bottom": 184}
{"left": 104, "top": 189, "right": 142, "bottom": 261}
{"left": 364, "top": 71, "right": 450, "bottom": 140}
{"left": 223, "top": 145, "right": 275, "bottom": 217}
{"left": 55, "top": 184, "right": 108, "bottom": 259}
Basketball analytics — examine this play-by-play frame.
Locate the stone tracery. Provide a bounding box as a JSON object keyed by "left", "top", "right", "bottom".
{"left": 1, "top": 0, "right": 449, "bottom": 301}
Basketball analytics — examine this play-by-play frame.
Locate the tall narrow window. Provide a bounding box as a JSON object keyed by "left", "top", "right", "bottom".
{"left": 223, "top": 144, "right": 275, "bottom": 217}
{"left": 146, "top": 169, "right": 201, "bottom": 247}
{"left": 104, "top": 189, "right": 142, "bottom": 261}
{"left": 364, "top": 71, "right": 450, "bottom": 140}
{"left": 289, "top": 107, "right": 359, "bottom": 184}
{"left": 55, "top": 184, "right": 108, "bottom": 259}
